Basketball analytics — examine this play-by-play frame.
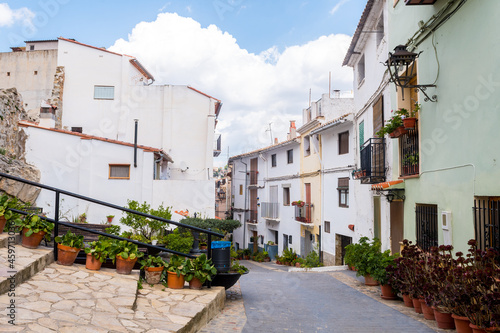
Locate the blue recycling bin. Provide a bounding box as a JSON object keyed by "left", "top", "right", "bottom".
{"left": 211, "top": 241, "right": 231, "bottom": 273}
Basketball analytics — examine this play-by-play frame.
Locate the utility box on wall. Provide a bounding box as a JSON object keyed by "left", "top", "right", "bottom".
{"left": 441, "top": 211, "right": 452, "bottom": 245}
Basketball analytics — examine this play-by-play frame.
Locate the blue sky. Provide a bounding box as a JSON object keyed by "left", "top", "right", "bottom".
{"left": 0, "top": 1, "right": 366, "bottom": 165}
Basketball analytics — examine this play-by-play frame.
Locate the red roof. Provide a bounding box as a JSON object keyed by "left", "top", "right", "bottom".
{"left": 58, "top": 37, "right": 123, "bottom": 57}
{"left": 19, "top": 121, "right": 173, "bottom": 162}
{"left": 371, "top": 180, "right": 404, "bottom": 191}
{"left": 188, "top": 86, "right": 221, "bottom": 102}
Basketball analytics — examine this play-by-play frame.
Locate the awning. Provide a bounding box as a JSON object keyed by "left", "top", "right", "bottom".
{"left": 371, "top": 180, "right": 404, "bottom": 191}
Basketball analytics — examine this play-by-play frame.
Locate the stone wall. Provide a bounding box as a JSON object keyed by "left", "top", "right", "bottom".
{"left": 49, "top": 66, "right": 65, "bottom": 129}
{"left": 0, "top": 88, "right": 41, "bottom": 203}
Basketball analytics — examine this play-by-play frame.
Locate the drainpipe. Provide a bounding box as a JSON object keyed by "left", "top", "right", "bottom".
{"left": 134, "top": 119, "right": 138, "bottom": 168}
{"left": 241, "top": 159, "right": 248, "bottom": 249}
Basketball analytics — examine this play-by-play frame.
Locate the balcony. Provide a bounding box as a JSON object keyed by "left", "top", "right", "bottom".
{"left": 294, "top": 204, "right": 312, "bottom": 224}
{"left": 400, "top": 129, "right": 419, "bottom": 177}
{"left": 260, "top": 202, "right": 279, "bottom": 220}
{"left": 213, "top": 134, "right": 221, "bottom": 157}
{"left": 249, "top": 209, "right": 258, "bottom": 223}
{"left": 358, "top": 138, "right": 386, "bottom": 184}
{"left": 248, "top": 170, "right": 258, "bottom": 186}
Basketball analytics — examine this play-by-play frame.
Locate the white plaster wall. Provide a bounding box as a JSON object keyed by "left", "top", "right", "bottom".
{"left": 26, "top": 41, "right": 58, "bottom": 51}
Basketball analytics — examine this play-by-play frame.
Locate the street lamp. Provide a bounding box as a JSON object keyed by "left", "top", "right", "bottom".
{"left": 386, "top": 45, "right": 437, "bottom": 102}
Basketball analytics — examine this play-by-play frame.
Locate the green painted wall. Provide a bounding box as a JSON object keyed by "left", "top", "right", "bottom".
{"left": 388, "top": 0, "right": 500, "bottom": 253}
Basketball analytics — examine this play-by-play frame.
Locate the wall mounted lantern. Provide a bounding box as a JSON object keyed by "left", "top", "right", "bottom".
{"left": 386, "top": 45, "right": 437, "bottom": 102}
{"left": 385, "top": 190, "right": 406, "bottom": 203}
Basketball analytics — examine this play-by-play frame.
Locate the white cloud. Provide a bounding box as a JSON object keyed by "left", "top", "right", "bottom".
{"left": 110, "top": 13, "right": 353, "bottom": 165}
{"left": 0, "top": 3, "right": 34, "bottom": 27}
{"left": 330, "top": 0, "right": 352, "bottom": 16}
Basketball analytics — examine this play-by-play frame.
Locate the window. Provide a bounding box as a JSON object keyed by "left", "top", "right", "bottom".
{"left": 34, "top": 71, "right": 38, "bottom": 75}
{"left": 288, "top": 235, "right": 292, "bottom": 244}
{"left": 304, "top": 136, "right": 311, "bottom": 156}
{"left": 324, "top": 221, "right": 331, "bottom": 233}
{"left": 287, "top": 149, "right": 293, "bottom": 164}
{"left": 283, "top": 187, "right": 290, "bottom": 206}
{"left": 415, "top": 204, "right": 438, "bottom": 251}
{"left": 338, "top": 131, "right": 349, "bottom": 155}
{"left": 71, "top": 127, "right": 82, "bottom": 133}
{"left": 6, "top": 72, "right": 10, "bottom": 77}
{"left": 94, "top": 86, "right": 115, "bottom": 100}
{"left": 271, "top": 154, "right": 277, "bottom": 167}
{"left": 473, "top": 197, "right": 500, "bottom": 251}
{"left": 239, "top": 184, "right": 243, "bottom": 195}
{"left": 29, "top": 45, "right": 34, "bottom": 51}
{"left": 373, "top": 96, "right": 384, "bottom": 137}
{"left": 109, "top": 164, "right": 130, "bottom": 179}
{"left": 357, "top": 55, "right": 365, "bottom": 85}
{"left": 338, "top": 177, "right": 349, "bottom": 207}
{"left": 359, "top": 121, "right": 365, "bottom": 148}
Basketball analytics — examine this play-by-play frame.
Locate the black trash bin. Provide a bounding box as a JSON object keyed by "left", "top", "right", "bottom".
{"left": 211, "top": 241, "right": 231, "bottom": 273}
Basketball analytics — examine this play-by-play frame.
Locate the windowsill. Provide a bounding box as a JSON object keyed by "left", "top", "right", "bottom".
{"left": 399, "top": 174, "right": 420, "bottom": 180}
{"left": 339, "top": 205, "right": 349, "bottom": 208}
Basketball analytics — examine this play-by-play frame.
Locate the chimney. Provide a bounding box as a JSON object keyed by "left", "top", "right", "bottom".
{"left": 333, "top": 89, "right": 341, "bottom": 98}
{"left": 274, "top": 138, "right": 278, "bottom": 144}
{"left": 287, "top": 120, "right": 297, "bottom": 140}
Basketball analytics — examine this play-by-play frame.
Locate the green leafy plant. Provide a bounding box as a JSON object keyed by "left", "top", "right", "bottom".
{"left": 184, "top": 254, "right": 217, "bottom": 284}
{"left": 376, "top": 111, "right": 403, "bottom": 137}
{"left": 180, "top": 217, "right": 241, "bottom": 236}
{"left": 15, "top": 214, "right": 54, "bottom": 241}
{"left": 231, "top": 261, "right": 248, "bottom": 274}
{"left": 105, "top": 224, "right": 121, "bottom": 235}
{"left": 345, "top": 237, "right": 394, "bottom": 280}
{"left": 120, "top": 200, "right": 171, "bottom": 240}
{"left": 106, "top": 215, "right": 114, "bottom": 219}
{"left": 85, "top": 239, "right": 112, "bottom": 263}
{"left": 109, "top": 240, "right": 144, "bottom": 263}
{"left": 55, "top": 230, "right": 84, "bottom": 249}
{"left": 403, "top": 153, "right": 419, "bottom": 166}
{"left": 304, "top": 248, "right": 323, "bottom": 268}
{"left": 164, "top": 228, "right": 194, "bottom": 254}
{"left": 140, "top": 255, "right": 166, "bottom": 269}
{"left": 166, "top": 254, "right": 187, "bottom": 277}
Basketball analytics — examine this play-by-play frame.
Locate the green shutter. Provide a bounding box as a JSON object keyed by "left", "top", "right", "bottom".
{"left": 359, "top": 121, "right": 365, "bottom": 148}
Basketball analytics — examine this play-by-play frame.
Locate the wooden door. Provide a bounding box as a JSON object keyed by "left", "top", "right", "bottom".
{"left": 390, "top": 200, "right": 404, "bottom": 255}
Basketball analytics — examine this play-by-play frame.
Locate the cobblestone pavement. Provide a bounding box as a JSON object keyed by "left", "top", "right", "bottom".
{"left": 200, "top": 260, "right": 445, "bottom": 333}
{"left": 0, "top": 262, "right": 224, "bottom": 332}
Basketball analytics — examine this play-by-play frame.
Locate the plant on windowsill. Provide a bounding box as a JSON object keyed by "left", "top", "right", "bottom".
{"left": 399, "top": 103, "right": 420, "bottom": 130}
{"left": 375, "top": 112, "right": 404, "bottom": 138}
{"left": 291, "top": 200, "right": 305, "bottom": 207}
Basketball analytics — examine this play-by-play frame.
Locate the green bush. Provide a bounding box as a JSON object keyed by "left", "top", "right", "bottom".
{"left": 120, "top": 200, "right": 171, "bottom": 240}
{"left": 304, "top": 250, "right": 323, "bottom": 268}
{"left": 180, "top": 217, "right": 241, "bottom": 236}
{"left": 164, "top": 228, "right": 193, "bottom": 254}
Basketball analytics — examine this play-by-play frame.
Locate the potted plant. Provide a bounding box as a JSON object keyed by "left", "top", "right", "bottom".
{"left": 402, "top": 153, "right": 419, "bottom": 174}
{"left": 140, "top": 255, "right": 166, "bottom": 284}
{"left": 109, "top": 240, "right": 144, "bottom": 274}
{"left": 55, "top": 230, "right": 84, "bottom": 266}
{"left": 291, "top": 200, "right": 305, "bottom": 207}
{"left": 15, "top": 213, "right": 54, "bottom": 249}
{"left": 345, "top": 237, "right": 383, "bottom": 286}
{"left": 0, "top": 195, "right": 20, "bottom": 234}
{"left": 106, "top": 215, "right": 114, "bottom": 223}
{"left": 369, "top": 249, "right": 398, "bottom": 300}
{"left": 84, "top": 238, "right": 111, "bottom": 271}
{"left": 184, "top": 254, "right": 217, "bottom": 289}
{"left": 376, "top": 112, "right": 404, "bottom": 138}
{"left": 166, "top": 255, "right": 187, "bottom": 289}
{"left": 400, "top": 103, "right": 419, "bottom": 130}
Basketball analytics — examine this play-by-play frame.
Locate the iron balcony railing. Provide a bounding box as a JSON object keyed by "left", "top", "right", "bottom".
{"left": 260, "top": 202, "right": 279, "bottom": 220}
{"left": 473, "top": 198, "right": 500, "bottom": 252}
{"left": 400, "top": 128, "right": 419, "bottom": 177}
{"left": 249, "top": 209, "right": 258, "bottom": 223}
{"left": 248, "top": 170, "right": 258, "bottom": 185}
{"left": 359, "top": 138, "right": 386, "bottom": 184}
{"left": 294, "top": 204, "right": 312, "bottom": 223}
{"left": 0, "top": 172, "right": 224, "bottom": 262}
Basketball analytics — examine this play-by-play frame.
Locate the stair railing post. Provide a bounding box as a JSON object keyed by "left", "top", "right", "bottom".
{"left": 54, "top": 191, "right": 60, "bottom": 261}
{"left": 207, "top": 228, "right": 212, "bottom": 289}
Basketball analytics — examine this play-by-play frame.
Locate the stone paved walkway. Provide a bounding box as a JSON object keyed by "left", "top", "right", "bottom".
{"left": 0, "top": 263, "right": 225, "bottom": 332}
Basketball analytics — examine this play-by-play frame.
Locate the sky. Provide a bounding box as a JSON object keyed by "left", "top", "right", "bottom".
{"left": 0, "top": 0, "right": 366, "bottom": 166}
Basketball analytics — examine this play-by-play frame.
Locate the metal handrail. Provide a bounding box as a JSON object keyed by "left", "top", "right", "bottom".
{"left": 0, "top": 171, "right": 224, "bottom": 261}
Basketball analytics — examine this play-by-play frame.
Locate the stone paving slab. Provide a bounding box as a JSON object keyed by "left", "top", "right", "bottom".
{"left": 0, "top": 262, "right": 225, "bottom": 332}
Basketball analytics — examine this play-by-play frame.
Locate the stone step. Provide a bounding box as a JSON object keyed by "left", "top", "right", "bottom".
{"left": 0, "top": 233, "right": 21, "bottom": 248}
{"left": 0, "top": 262, "right": 225, "bottom": 332}
{"left": 0, "top": 243, "right": 54, "bottom": 295}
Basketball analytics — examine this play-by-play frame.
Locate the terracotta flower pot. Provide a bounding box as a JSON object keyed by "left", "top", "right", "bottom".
{"left": 452, "top": 314, "right": 473, "bottom": 333}
{"left": 403, "top": 117, "right": 417, "bottom": 130}
{"left": 364, "top": 274, "right": 379, "bottom": 286}
{"left": 21, "top": 228, "right": 46, "bottom": 249}
{"left": 57, "top": 244, "right": 80, "bottom": 266}
{"left": 412, "top": 297, "right": 423, "bottom": 314}
{"left": 144, "top": 266, "right": 164, "bottom": 284}
{"left": 86, "top": 253, "right": 103, "bottom": 271}
{"left": 189, "top": 277, "right": 203, "bottom": 290}
{"left": 419, "top": 299, "right": 435, "bottom": 321}
{"left": 167, "top": 271, "right": 185, "bottom": 289}
{"left": 0, "top": 216, "right": 6, "bottom": 234}
{"left": 116, "top": 255, "right": 138, "bottom": 275}
{"left": 380, "top": 284, "right": 397, "bottom": 300}
{"left": 469, "top": 324, "right": 488, "bottom": 333}
{"left": 402, "top": 294, "right": 413, "bottom": 307}
{"left": 433, "top": 307, "right": 455, "bottom": 330}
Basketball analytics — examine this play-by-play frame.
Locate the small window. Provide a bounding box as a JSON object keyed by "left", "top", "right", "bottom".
{"left": 339, "top": 131, "right": 349, "bottom": 155}
{"left": 29, "top": 45, "right": 34, "bottom": 51}
{"left": 283, "top": 187, "right": 290, "bottom": 206}
{"left": 304, "top": 136, "right": 311, "bottom": 156}
{"left": 359, "top": 121, "right": 365, "bottom": 148}
{"left": 34, "top": 71, "right": 38, "bottom": 75}
{"left": 239, "top": 184, "right": 243, "bottom": 195}
{"left": 94, "top": 86, "right": 115, "bottom": 100}
{"left": 7, "top": 72, "right": 10, "bottom": 77}
{"left": 357, "top": 55, "right": 365, "bottom": 85}
{"left": 338, "top": 177, "right": 349, "bottom": 208}
{"left": 287, "top": 149, "right": 293, "bottom": 164}
{"left": 71, "top": 127, "right": 82, "bottom": 133}
{"left": 289, "top": 235, "right": 292, "bottom": 244}
{"left": 109, "top": 164, "right": 130, "bottom": 179}
{"left": 271, "top": 154, "right": 277, "bottom": 167}
{"left": 324, "top": 221, "right": 331, "bottom": 233}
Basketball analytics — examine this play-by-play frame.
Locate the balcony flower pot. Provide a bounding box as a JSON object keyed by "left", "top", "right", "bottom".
{"left": 380, "top": 284, "right": 397, "bottom": 300}
{"left": 452, "top": 314, "right": 473, "bottom": 333}
{"left": 292, "top": 201, "right": 305, "bottom": 207}
{"left": 433, "top": 307, "right": 455, "bottom": 330}
{"left": 86, "top": 253, "right": 103, "bottom": 271}
{"left": 57, "top": 244, "right": 80, "bottom": 266}
{"left": 412, "top": 297, "right": 423, "bottom": 314}
{"left": 402, "top": 294, "right": 413, "bottom": 307}
{"left": 116, "top": 255, "right": 138, "bottom": 275}
{"left": 21, "top": 228, "right": 46, "bottom": 249}
{"left": 145, "top": 266, "right": 164, "bottom": 284}
{"left": 469, "top": 323, "right": 493, "bottom": 333}
{"left": 419, "top": 299, "right": 435, "bottom": 321}
{"left": 403, "top": 117, "right": 417, "bottom": 130}
{"left": 393, "top": 126, "right": 408, "bottom": 138}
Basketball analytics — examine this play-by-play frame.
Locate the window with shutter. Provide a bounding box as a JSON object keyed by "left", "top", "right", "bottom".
{"left": 373, "top": 96, "right": 384, "bottom": 137}
{"left": 359, "top": 121, "right": 365, "bottom": 148}
{"left": 94, "top": 86, "right": 115, "bottom": 100}
{"left": 339, "top": 131, "right": 349, "bottom": 155}
{"left": 337, "top": 177, "right": 349, "bottom": 207}
{"left": 109, "top": 164, "right": 130, "bottom": 179}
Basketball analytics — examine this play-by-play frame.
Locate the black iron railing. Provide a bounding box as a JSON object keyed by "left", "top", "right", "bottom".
{"left": 400, "top": 128, "right": 419, "bottom": 177}
{"left": 359, "top": 138, "right": 386, "bottom": 184}
{"left": 473, "top": 198, "right": 500, "bottom": 252}
{"left": 249, "top": 209, "right": 258, "bottom": 223}
{"left": 0, "top": 172, "right": 224, "bottom": 261}
{"left": 248, "top": 170, "right": 258, "bottom": 185}
{"left": 416, "top": 204, "right": 438, "bottom": 251}
{"left": 294, "top": 204, "right": 312, "bottom": 223}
